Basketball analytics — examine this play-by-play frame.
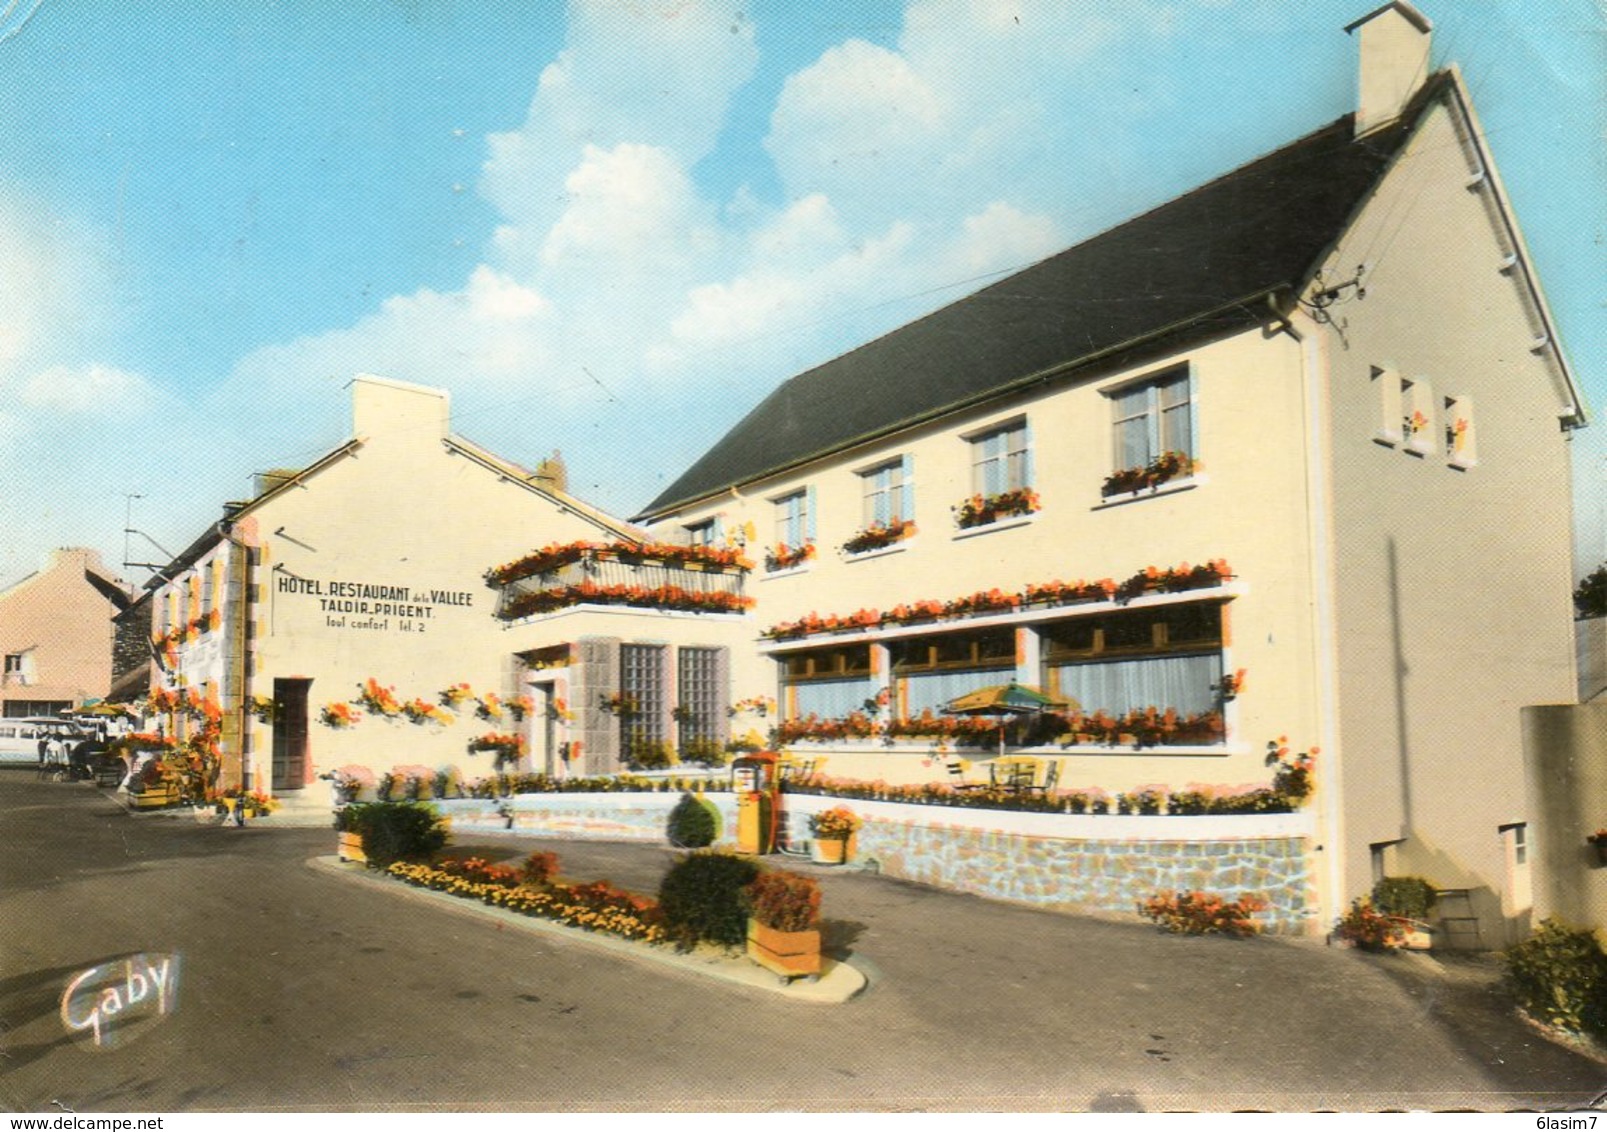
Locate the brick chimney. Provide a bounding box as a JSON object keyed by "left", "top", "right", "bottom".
{"left": 1346, "top": 2, "right": 1433, "bottom": 137}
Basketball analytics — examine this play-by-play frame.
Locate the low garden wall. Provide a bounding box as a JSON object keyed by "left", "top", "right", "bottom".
{"left": 437, "top": 792, "right": 740, "bottom": 845}
{"left": 433, "top": 792, "right": 1317, "bottom": 934}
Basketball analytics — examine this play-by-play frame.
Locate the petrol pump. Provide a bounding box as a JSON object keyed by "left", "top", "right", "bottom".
{"left": 731, "top": 751, "right": 780, "bottom": 855}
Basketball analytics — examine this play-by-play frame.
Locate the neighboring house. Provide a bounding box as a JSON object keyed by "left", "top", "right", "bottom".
{"left": 0, "top": 548, "right": 132, "bottom": 718}
{"left": 107, "top": 589, "right": 155, "bottom": 708}
{"left": 573, "top": 2, "right": 1580, "bottom": 942}
{"left": 142, "top": 374, "right": 644, "bottom": 815}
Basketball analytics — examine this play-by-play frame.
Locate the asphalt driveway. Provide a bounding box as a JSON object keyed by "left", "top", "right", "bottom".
{"left": 2, "top": 775, "right": 1603, "bottom": 1111}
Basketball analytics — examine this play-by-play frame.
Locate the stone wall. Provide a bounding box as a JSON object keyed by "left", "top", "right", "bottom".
{"left": 433, "top": 792, "right": 1317, "bottom": 933}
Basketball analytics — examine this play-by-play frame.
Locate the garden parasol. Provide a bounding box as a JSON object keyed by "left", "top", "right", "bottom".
{"left": 941, "top": 681, "right": 1074, "bottom": 757}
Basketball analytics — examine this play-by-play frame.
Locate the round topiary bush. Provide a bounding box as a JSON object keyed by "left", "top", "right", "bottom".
{"left": 656, "top": 850, "right": 761, "bottom": 951}
{"left": 666, "top": 792, "right": 718, "bottom": 848}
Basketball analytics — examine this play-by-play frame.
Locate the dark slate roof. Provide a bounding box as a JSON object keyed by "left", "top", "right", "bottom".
{"left": 641, "top": 94, "right": 1432, "bottom": 518}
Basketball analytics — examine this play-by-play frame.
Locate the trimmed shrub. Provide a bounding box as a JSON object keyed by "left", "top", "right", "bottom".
{"left": 657, "top": 851, "right": 761, "bottom": 951}
{"left": 1372, "top": 876, "right": 1437, "bottom": 921}
{"left": 1137, "top": 890, "right": 1266, "bottom": 937}
{"left": 521, "top": 851, "right": 560, "bottom": 887}
{"left": 667, "top": 792, "right": 719, "bottom": 849}
{"left": 745, "top": 870, "right": 820, "bottom": 932}
{"left": 340, "top": 802, "right": 448, "bottom": 868}
{"left": 1504, "top": 919, "right": 1607, "bottom": 1035}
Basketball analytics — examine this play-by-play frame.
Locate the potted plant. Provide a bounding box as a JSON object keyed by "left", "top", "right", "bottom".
{"left": 1333, "top": 897, "right": 1406, "bottom": 951}
{"left": 809, "top": 805, "right": 862, "bottom": 865}
{"left": 744, "top": 869, "right": 822, "bottom": 983}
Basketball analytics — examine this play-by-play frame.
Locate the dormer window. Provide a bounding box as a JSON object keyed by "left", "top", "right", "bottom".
{"left": 685, "top": 519, "right": 716, "bottom": 547}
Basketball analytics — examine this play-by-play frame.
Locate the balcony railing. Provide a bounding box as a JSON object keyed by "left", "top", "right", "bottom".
{"left": 492, "top": 548, "right": 751, "bottom": 621}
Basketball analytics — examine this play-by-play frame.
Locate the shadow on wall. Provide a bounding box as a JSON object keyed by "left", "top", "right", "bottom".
{"left": 1382, "top": 834, "right": 1509, "bottom": 950}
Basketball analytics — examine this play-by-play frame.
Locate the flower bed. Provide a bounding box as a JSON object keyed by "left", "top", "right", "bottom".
{"left": 460, "top": 772, "right": 732, "bottom": 798}
{"left": 781, "top": 742, "right": 1312, "bottom": 816}
{"left": 777, "top": 706, "right": 1224, "bottom": 748}
{"left": 762, "top": 558, "right": 1232, "bottom": 640}
{"left": 386, "top": 857, "right": 666, "bottom": 943}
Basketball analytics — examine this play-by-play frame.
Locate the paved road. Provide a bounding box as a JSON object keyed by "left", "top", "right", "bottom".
{"left": 2, "top": 775, "right": 1603, "bottom": 1112}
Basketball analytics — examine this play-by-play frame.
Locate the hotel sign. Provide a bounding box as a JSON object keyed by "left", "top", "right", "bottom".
{"left": 275, "top": 574, "right": 476, "bottom": 633}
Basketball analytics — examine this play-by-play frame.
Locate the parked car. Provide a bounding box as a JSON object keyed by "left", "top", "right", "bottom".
{"left": 0, "top": 717, "right": 87, "bottom": 767}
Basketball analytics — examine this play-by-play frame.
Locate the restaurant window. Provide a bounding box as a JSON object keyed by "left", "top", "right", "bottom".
{"left": 620, "top": 644, "right": 668, "bottom": 751}
{"left": 676, "top": 647, "right": 726, "bottom": 754}
{"left": 1042, "top": 604, "right": 1224, "bottom": 721}
{"left": 780, "top": 644, "right": 874, "bottom": 719}
{"left": 893, "top": 629, "right": 1016, "bottom": 717}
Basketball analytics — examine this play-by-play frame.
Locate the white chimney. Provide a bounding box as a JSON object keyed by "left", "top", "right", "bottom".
{"left": 350, "top": 373, "right": 451, "bottom": 441}
{"left": 1346, "top": 2, "right": 1433, "bottom": 137}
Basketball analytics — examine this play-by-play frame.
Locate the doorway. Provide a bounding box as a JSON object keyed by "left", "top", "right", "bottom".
{"left": 272, "top": 678, "right": 311, "bottom": 791}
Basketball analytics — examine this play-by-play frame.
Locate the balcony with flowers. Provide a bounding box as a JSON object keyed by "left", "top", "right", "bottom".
{"left": 486, "top": 540, "right": 753, "bottom": 623}
{"left": 759, "top": 558, "right": 1236, "bottom": 645}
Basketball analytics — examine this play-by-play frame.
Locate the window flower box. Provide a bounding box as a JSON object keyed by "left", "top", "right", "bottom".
{"left": 842, "top": 518, "right": 916, "bottom": 556}
{"left": 1102, "top": 450, "right": 1196, "bottom": 498}
{"left": 764, "top": 543, "right": 815, "bottom": 573}
{"left": 953, "top": 488, "right": 1040, "bottom": 530}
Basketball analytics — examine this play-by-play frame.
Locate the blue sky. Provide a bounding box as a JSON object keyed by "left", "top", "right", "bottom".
{"left": 0, "top": 0, "right": 1602, "bottom": 586}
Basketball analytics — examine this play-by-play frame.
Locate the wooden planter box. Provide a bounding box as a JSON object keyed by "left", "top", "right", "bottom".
{"left": 747, "top": 919, "right": 822, "bottom": 983}
{"left": 338, "top": 831, "right": 368, "bottom": 864}
{"left": 131, "top": 785, "right": 180, "bottom": 810}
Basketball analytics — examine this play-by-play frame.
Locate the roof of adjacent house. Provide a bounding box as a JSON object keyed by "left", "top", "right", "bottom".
{"left": 641, "top": 91, "right": 1438, "bottom": 519}
{"left": 144, "top": 430, "right": 644, "bottom": 592}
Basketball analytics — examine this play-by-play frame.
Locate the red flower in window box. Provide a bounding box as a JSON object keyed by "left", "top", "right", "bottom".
{"left": 953, "top": 488, "right": 1040, "bottom": 530}
{"left": 842, "top": 518, "right": 917, "bottom": 555}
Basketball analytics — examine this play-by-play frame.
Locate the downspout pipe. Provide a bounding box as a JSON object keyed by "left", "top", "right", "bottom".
{"left": 1271, "top": 294, "right": 1348, "bottom": 934}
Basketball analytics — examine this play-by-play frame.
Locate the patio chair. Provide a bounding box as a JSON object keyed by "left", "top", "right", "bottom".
{"left": 1005, "top": 762, "right": 1039, "bottom": 793}
{"left": 781, "top": 756, "right": 821, "bottom": 784}
{"left": 947, "top": 761, "right": 983, "bottom": 791}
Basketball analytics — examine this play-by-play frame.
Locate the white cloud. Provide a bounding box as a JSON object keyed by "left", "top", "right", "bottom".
{"left": 19, "top": 363, "right": 156, "bottom": 414}
{"left": 539, "top": 143, "right": 709, "bottom": 272}
{"left": 481, "top": 0, "right": 758, "bottom": 268}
